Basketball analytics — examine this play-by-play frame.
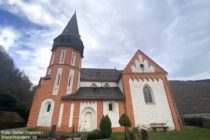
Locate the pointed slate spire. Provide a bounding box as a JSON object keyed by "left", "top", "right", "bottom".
{"left": 62, "top": 12, "right": 80, "bottom": 38}
{"left": 52, "top": 12, "right": 84, "bottom": 57}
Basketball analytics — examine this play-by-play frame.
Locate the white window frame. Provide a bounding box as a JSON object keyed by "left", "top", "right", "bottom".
{"left": 50, "top": 52, "right": 56, "bottom": 65}
{"left": 66, "top": 69, "right": 74, "bottom": 94}
{"left": 58, "top": 103, "right": 64, "bottom": 127}
{"left": 59, "top": 49, "right": 66, "bottom": 64}
{"left": 37, "top": 99, "right": 54, "bottom": 127}
{"left": 56, "top": 74, "right": 61, "bottom": 86}
{"left": 69, "top": 103, "right": 74, "bottom": 127}
{"left": 53, "top": 67, "right": 62, "bottom": 95}
{"left": 71, "top": 51, "right": 76, "bottom": 66}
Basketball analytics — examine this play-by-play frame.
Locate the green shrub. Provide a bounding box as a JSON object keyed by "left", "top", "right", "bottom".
{"left": 87, "top": 129, "right": 101, "bottom": 140}
{"left": 202, "top": 117, "right": 210, "bottom": 128}
{"left": 184, "top": 117, "right": 203, "bottom": 127}
{"left": 0, "top": 120, "right": 25, "bottom": 129}
{"left": 119, "top": 113, "right": 131, "bottom": 127}
{"left": 128, "top": 127, "right": 141, "bottom": 140}
{"left": 141, "top": 129, "right": 149, "bottom": 140}
{"left": 87, "top": 115, "right": 112, "bottom": 139}
{"left": 100, "top": 115, "right": 112, "bottom": 138}
{"left": 49, "top": 125, "right": 56, "bottom": 138}
{"left": 119, "top": 113, "right": 132, "bottom": 140}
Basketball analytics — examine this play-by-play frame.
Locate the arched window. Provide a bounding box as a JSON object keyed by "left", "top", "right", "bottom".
{"left": 143, "top": 85, "right": 155, "bottom": 104}
{"left": 37, "top": 99, "right": 54, "bottom": 127}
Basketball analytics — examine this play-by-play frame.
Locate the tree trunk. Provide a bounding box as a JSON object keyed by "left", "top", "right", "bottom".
{"left": 125, "top": 126, "right": 127, "bottom": 140}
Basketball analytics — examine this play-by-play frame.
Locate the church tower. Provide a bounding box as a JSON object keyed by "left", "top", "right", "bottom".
{"left": 27, "top": 13, "right": 84, "bottom": 129}
{"left": 48, "top": 12, "right": 84, "bottom": 95}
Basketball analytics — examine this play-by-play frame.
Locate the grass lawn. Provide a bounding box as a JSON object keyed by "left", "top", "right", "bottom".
{"left": 1, "top": 126, "right": 209, "bottom": 140}
{"left": 111, "top": 126, "right": 210, "bottom": 140}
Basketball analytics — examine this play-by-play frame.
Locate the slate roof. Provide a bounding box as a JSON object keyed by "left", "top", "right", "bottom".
{"left": 62, "top": 12, "right": 80, "bottom": 38}
{"left": 62, "top": 87, "right": 124, "bottom": 100}
{"left": 52, "top": 12, "right": 84, "bottom": 57}
{"left": 80, "top": 68, "right": 122, "bottom": 82}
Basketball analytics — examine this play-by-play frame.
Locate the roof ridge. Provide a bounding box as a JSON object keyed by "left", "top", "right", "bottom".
{"left": 81, "top": 68, "right": 122, "bottom": 71}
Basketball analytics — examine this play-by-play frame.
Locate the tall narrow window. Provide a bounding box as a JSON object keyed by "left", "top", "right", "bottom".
{"left": 47, "top": 104, "right": 51, "bottom": 112}
{"left": 57, "top": 74, "right": 61, "bottom": 86}
{"left": 53, "top": 67, "right": 62, "bottom": 95}
{"left": 71, "top": 51, "right": 76, "bottom": 66}
{"left": 68, "top": 76, "right": 72, "bottom": 87}
{"left": 66, "top": 69, "right": 74, "bottom": 94}
{"left": 50, "top": 52, "right": 56, "bottom": 65}
{"left": 60, "top": 49, "right": 66, "bottom": 64}
{"left": 143, "top": 85, "right": 155, "bottom": 104}
{"left": 109, "top": 103, "right": 113, "bottom": 111}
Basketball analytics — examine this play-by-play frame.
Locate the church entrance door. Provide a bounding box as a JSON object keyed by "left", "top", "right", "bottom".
{"left": 79, "top": 107, "right": 96, "bottom": 132}
{"left": 84, "top": 112, "right": 92, "bottom": 131}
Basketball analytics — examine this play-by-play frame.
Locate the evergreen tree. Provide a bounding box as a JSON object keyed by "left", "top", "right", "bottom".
{"left": 100, "top": 115, "right": 112, "bottom": 138}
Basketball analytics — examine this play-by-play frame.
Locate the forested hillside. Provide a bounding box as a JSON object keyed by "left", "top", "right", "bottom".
{"left": 170, "top": 80, "right": 210, "bottom": 116}
{"left": 0, "top": 45, "right": 36, "bottom": 129}
{"left": 0, "top": 46, "right": 34, "bottom": 107}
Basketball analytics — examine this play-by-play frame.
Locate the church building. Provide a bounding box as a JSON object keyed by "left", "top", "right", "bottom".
{"left": 27, "top": 13, "right": 182, "bottom": 132}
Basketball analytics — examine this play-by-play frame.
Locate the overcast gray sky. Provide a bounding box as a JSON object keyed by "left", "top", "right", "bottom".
{"left": 0, "top": 0, "right": 210, "bottom": 84}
